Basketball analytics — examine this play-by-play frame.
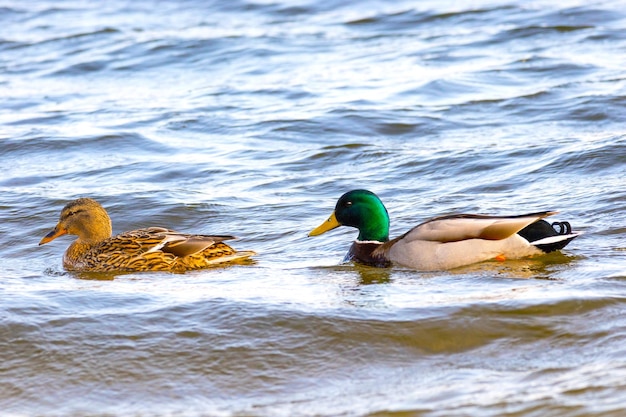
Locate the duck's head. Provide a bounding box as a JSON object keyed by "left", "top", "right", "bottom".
{"left": 39, "top": 198, "right": 113, "bottom": 246}
{"left": 309, "top": 189, "right": 390, "bottom": 242}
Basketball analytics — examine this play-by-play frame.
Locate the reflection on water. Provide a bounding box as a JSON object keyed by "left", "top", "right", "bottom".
{"left": 451, "top": 252, "right": 582, "bottom": 280}
{"left": 353, "top": 264, "right": 393, "bottom": 285}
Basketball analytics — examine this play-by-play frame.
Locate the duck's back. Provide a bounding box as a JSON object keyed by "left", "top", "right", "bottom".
{"left": 64, "top": 227, "right": 254, "bottom": 272}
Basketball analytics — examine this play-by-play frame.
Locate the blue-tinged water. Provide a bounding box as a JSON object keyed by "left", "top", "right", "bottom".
{"left": 1, "top": 0, "right": 625, "bottom": 416}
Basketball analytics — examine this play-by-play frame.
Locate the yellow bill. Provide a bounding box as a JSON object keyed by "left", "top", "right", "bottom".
{"left": 309, "top": 211, "right": 341, "bottom": 236}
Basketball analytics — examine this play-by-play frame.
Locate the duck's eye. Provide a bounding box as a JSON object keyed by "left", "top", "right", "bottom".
{"left": 345, "top": 201, "right": 353, "bottom": 207}
{"left": 66, "top": 209, "right": 83, "bottom": 217}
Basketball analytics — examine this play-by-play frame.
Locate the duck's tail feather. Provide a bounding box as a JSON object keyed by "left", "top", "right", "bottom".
{"left": 517, "top": 220, "right": 582, "bottom": 253}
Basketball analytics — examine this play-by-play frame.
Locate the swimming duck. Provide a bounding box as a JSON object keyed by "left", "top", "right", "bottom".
{"left": 309, "top": 189, "right": 581, "bottom": 271}
{"left": 39, "top": 198, "right": 256, "bottom": 272}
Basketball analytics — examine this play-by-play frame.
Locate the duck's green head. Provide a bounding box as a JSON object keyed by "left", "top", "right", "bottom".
{"left": 308, "top": 189, "right": 390, "bottom": 242}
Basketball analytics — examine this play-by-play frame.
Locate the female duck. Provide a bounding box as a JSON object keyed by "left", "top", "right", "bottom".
{"left": 309, "top": 190, "right": 581, "bottom": 271}
{"left": 40, "top": 198, "right": 255, "bottom": 272}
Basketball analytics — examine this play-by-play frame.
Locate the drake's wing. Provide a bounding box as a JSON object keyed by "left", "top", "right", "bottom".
{"left": 398, "top": 211, "right": 557, "bottom": 243}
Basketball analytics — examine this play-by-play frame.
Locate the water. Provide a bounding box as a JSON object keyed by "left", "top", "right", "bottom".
{"left": 1, "top": 0, "right": 625, "bottom": 415}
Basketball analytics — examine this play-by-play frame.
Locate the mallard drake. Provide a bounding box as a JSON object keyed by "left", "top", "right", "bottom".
{"left": 39, "top": 198, "right": 255, "bottom": 272}
{"left": 309, "top": 189, "right": 581, "bottom": 271}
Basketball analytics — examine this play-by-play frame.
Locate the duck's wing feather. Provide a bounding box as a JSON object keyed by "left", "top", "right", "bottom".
{"left": 114, "top": 228, "right": 237, "bottom": 258}
{"left": 396, "top": 211, "right": 557, "bottom": 244}
{"left": 68, "top": 228, "right": 251, "bottom": 272}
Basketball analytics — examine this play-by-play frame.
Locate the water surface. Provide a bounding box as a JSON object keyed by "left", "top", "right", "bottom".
{"left": 1, "top": 0, "right": 625, "bottom": 416}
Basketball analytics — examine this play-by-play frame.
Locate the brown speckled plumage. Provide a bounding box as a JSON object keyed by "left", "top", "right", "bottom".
{"left": 39, "top": 198, "right": 255, "bottom": 272}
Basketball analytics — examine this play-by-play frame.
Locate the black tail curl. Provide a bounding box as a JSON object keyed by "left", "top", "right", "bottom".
{"left": 551, "top": 221, "right": 572, "bottom": 235}
{"left": 517, "top": 220, "right": 578, "bottom": 253}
